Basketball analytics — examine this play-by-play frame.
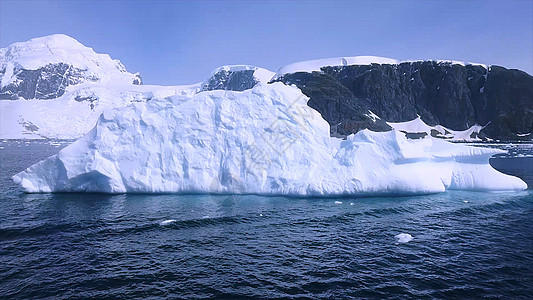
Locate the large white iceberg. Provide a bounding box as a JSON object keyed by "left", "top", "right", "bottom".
{"left": 13, "top": 82, "right": 527, "bottom": 195}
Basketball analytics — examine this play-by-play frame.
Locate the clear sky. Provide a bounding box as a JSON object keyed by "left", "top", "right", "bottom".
{"left": 1, "top": 0, "right": 532, "bottom": 85}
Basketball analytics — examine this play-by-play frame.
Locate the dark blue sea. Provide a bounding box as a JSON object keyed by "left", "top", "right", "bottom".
{"left": 1, "top": 140, "right": 532, "bottom": 299}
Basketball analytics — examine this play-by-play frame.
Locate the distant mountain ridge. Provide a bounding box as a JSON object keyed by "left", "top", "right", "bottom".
{"left": 0, "top": 35, "right": 531, "bottom": 141}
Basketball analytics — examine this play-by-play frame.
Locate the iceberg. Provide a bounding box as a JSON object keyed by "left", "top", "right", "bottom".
{"left": 395, "top": 233, "right": 413, "bottom": 244}
{"left": 13, "top": 82, "right": 527, "bottom": 195}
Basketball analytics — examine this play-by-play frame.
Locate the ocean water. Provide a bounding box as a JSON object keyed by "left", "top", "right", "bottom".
{"left": 1, "top": 140, "right": 532, "bottom": 299}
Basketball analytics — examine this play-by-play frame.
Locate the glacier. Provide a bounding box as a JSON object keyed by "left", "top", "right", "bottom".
{"left": 0, "top": 83, "right": 199, "bottom": 139}
{"left": 13, "top": 82, "right": 527, "bottom": 195}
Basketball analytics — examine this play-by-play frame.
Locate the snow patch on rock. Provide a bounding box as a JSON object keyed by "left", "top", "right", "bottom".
{"left": 387, "top": 116, "right": 485, "bottom": 142}
{"left": 0, "top": 34, "right": 202, "bottom": 139}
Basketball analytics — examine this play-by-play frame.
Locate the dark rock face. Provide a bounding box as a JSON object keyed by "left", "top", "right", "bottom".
{"left": 201, "top": 69, "right": 258, "bottom": 92}
{"left": 277, "top": 72, "right": 391, "bottom": 137}
{"left": 275, "top": 62, "right": 533, "bottom": 140}
{"left": 0, "top": 63, "right": 98, "bottom": 100}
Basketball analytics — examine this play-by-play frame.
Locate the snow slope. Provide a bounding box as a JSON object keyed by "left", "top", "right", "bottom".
{"left": 13, "top": 82, "right": 527, "bottom": 194}
{"left": 0, "top": 82, "right": 199, "bottom": 139}
{"left": 274, "top": 55, "right": 487, "bottom": 78}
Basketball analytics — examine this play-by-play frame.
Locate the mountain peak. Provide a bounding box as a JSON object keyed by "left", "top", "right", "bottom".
{"left": 0, "top": 34, "right": 140, "bottom": 92}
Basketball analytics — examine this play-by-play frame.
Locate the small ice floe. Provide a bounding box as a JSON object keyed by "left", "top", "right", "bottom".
{"left": 160, "top": 219, "right": 176, "bottom": 226}
{"left": 335, "top": 201, "right": 342, "bottom": 205}
{"left": 395, "top": 233, "right": 413, "bottom": 244}
{"left": 259, "top": 213, "right": 263, "bottom": 217}
{"left": 350, "top": 202, "right": 354, "bottom": 206}
{"left": 463, "top": 200, "right": 469, "bottom": 203}
{"left": 202, "top": 215, "right": 210, "bottom": 219}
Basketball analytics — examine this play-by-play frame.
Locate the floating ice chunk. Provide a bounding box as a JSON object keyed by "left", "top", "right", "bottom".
{"left": 160, "top": 219, "right": 176, "bottom": 226}
{"left": 395, "top": 233, "right": 413, "bottom": 243}
{"left": 335, "top": 201, "right": 343, "bottom": 205}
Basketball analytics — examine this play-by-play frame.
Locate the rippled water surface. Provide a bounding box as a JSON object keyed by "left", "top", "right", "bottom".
{"left": 1, "top": 141, "right": 532, "bottom": 299}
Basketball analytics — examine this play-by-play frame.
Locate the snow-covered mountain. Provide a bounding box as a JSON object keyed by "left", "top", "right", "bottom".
{"left": 273, "top": 55, "right": 488, "bottom": 79}
{"left": 1, "top": 36, "right": 531, "bottom": 141}
{"left": 0, "top": 34, "right": 199, "bottom": 139}
{"left": 0, "top": 34, "right": 142, "bottom": 99}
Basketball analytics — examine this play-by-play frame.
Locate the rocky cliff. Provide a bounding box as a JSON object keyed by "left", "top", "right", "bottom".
{"left": 275, "top": 61, "right": 532, "bottom": 140}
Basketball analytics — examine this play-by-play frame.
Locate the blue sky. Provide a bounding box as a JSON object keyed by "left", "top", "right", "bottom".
{"left": 1, "top": 0, "right": 532, "bottom": 85}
